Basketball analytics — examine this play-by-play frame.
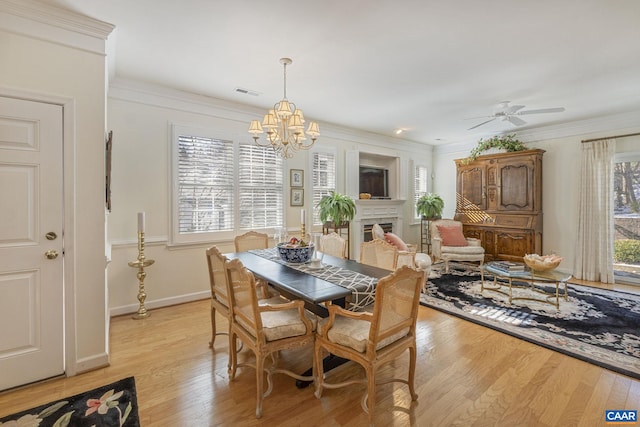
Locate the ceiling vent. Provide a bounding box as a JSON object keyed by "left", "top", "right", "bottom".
{"left": 235, "top": 87, "right": 260, "bottom": 96}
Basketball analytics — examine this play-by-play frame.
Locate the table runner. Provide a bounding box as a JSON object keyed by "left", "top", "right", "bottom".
{"left": 249, "top": 248, "right": 377, "bottom": 311}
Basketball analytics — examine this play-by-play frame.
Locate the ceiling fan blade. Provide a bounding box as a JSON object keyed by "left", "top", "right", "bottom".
{"left": 505, "top": 104, "right": 525, "bottom": 114}
{"left": 467, "top": 118, "right": 496, "bottom": 130}
{"left": 516, "top": 107, "right": 565, "bottom": 115}
{"left": 507, "top": 116, "right": 527, "bottom": 126}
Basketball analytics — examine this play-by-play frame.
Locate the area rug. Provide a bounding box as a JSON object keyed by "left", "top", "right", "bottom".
{"left": 0, "top": 377, "right": 139, "bottom": 427}
{"left": 421, "top": 264, "right": 640, "bottom": 379}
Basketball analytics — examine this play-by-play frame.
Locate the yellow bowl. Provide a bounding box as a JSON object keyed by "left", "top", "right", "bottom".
{"left": 523, "top": 255, "right": 561, "bottom": 272}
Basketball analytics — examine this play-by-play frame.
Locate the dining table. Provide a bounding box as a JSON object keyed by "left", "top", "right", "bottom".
{"left": 225, "top": 248, "right": 392, "bottom": 316}
{"left": 225, "top": 247, "right": 393, "bottom": 387}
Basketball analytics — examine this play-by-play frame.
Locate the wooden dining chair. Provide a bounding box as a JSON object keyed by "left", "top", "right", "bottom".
{"left": 314, "top": 265, "right": 423, "bottom": 426}
{"left": 225, "top": 257, "right": 317, "bottom": 418}
{"left": 205, "top": 246, "right": 232, "bottom": 350}
{"left": 234, "top": 230, "right": 269, "bottom": 252}
{"left": 234, "top": 231, "right": 275, "bottom": 298}
{"left": 206, "top": 246, "right": 283, "bottom": 352}
{"left": 359, "top": 239, "right": 398, "bottom": 271}
{"left": 320, "top": 232, "right": 346, "bottom": 258}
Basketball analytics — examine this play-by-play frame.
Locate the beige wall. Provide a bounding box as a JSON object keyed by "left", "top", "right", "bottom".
{"left": 0, "top": 5, "right": 112, "bottom": 373}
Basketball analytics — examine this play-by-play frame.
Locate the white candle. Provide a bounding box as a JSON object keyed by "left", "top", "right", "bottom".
{"left": 300, "top": 209, "right": 305, "bottom": 225}
{"left": 138, "top": 212, "right": 145, "bottom": 233}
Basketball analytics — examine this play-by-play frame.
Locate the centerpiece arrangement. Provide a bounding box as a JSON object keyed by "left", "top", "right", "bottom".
{"left": 277, "top": 237, "right": 315, "bottom": 263}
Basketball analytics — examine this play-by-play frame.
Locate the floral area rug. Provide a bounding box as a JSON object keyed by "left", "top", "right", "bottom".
{"left": 421, "top": 263, "right": 640, "bottom": 379}
{"left": 0, "top": 377, "right": 139, "bottom": 427}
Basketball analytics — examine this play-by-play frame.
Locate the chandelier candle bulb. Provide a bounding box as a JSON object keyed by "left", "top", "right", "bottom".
{"left": 137, "top": 212, "right": 145, "bottom": 233}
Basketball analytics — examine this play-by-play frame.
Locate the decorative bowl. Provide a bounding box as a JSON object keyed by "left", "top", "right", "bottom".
{"left": 276, "top": 242, "right": 315, "bottom": 264}
{"left": 359, "top": 193, "right": 372, "bottom": 199}
{"left": 523, "top": 254, "right": 562, "bottom": 272}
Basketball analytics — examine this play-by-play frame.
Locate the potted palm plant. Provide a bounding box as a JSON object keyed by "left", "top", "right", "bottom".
{"left": 317, "top": 191, "right": 356, "bottom": 227}
{"left": 416, "top": 193, "right": 444, "bottom": 220}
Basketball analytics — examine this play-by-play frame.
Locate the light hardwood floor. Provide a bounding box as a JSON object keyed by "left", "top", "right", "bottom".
{"left": 1, "top": 282, "right": 639, "bottom": 426}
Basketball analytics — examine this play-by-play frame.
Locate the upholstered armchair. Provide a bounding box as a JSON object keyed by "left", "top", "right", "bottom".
{"left": 225, "top": 258, "right": 316, "bottom": 418}
{"left": 430, "top": 219, "right": 484, "bottom": 273}
{"left": 314, "top": 266, "right": 423, "bottom": 425}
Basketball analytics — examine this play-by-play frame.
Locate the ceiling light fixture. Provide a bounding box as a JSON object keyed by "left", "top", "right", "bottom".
{"left": 248, "top": 58, "right": 319, "bottom": 159}
{"left": 395, "top": 129, "right": 404, "bottom": 135}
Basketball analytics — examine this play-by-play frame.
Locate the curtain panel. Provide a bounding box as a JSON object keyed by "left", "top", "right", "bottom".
{"left": 574, "top": 139, "right": 616, "bottom": 283}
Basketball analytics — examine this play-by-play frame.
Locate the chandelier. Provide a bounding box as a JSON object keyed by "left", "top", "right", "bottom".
{"left": 248, "top": 58, "right": 319, "bottom": 159}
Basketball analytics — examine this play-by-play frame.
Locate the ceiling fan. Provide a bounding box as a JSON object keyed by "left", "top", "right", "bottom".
{"left": 467, "top": 101, "right": 565, "bottom": 130}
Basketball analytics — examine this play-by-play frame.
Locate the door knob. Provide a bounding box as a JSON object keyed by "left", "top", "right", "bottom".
{"left": 45, "top": 250, "right": 59, "bottom": 259}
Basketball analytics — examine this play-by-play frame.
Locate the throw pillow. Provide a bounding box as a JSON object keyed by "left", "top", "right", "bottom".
{"left": 384, "top": 232, "right": 408, "bottom": 251}
{"left": 372, "top": 223, "right": 385, "bottom": 241}
{"left": 436, "top": 225, "right": 468, "bottom": 247}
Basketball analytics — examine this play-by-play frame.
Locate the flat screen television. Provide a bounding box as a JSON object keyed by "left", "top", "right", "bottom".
{"left": 359, "top": 166, "right": 390, "bottom": 199}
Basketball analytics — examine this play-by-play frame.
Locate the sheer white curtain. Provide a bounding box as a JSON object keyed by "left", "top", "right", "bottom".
{"left": 574, "top": 139, "right": 616, "bottom": 283}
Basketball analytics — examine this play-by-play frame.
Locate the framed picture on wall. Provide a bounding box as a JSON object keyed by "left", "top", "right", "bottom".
{"left": 290, "top": 169, "right": 304, "bottom": 187}
{"left": 291, "top": 188, "right": 304, "bottom": 206}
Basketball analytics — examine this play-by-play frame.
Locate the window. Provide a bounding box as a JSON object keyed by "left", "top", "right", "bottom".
{"left": 613, "top": 152, "right": 640, "bottom": 285}
{"left": 311, "top": 150, "right": 336, "bottom": 225}
{"left": 171, "top": 125, "right": 284, "bottom": 244}
{"left": 238, "top": 143, "right": 284, "bottom": 229}
{"left": 413, "top": 165, "right": 429, "bottom": 220}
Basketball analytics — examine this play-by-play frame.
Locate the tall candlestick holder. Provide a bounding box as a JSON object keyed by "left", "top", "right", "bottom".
{"left": 128, "top": 231, "right": 155, "bottom": 319}
{"left": 301, "top": 223, "right": 306, "bottom": 241}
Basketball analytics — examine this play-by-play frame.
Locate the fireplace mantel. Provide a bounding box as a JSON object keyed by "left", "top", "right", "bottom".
{"left": 351, "top": 199, "right": 406, "bottom": 260}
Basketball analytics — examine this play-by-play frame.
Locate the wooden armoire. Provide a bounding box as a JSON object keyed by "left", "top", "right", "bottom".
{"left": 454, "top": 149, "right": 544, "bottom": 262}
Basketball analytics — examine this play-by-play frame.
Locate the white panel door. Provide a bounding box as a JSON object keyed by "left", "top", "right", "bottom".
{"left": 0, "top": 96, "right": 64, "bottom": 390}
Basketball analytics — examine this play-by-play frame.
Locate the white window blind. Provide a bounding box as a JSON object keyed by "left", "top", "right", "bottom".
{"left": 414, "top": 165, "right": 429, "bottom": 219}
{"left": 312, "top": 151, "right": 336, "bottom": 225}
{"left": 238, "top": 143, "right": 284, "bottom": 229}
{"left": 177, "top": 135, "right": 234, "bottom": 233}
{"left": 172, "top": 126, "right": 284, "bottom": 245}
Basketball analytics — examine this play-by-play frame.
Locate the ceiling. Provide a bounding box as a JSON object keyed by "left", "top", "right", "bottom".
{"left": 45, "top": 0, "right": 640, "bottom": 145}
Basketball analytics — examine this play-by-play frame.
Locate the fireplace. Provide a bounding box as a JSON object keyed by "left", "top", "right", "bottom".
{"left": 363, "top": 222, "right": 393, "bottom": 242}
{"left": 351, "top": 199, "right": 405, "bottom": 260}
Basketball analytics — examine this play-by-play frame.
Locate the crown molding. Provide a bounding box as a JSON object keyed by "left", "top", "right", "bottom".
{"left": 109, "top": 77, "right": 432, "bottom": 155}
{"left": 0, "top": 0, "right": 114, "bottom": 54}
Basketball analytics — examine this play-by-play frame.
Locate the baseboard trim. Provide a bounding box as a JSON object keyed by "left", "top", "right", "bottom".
{"left": 74, "top": 352, "right": 110, "bottom": 375}
{"left": 109, "top": 291, "right": 210, "bottom": 317}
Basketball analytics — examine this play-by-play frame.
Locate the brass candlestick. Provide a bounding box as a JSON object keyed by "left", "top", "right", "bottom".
{"left": 301, "top": 223, "right": 306, "bottom": 241}
{"left": 128, "top": 231, "right": 155, "bottom": 319}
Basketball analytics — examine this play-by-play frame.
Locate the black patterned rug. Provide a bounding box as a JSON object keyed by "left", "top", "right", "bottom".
{"left": 421, "top": 264, "right": 640, "bottom": 379}
{"left": 0, "top": 377, "right": 139, "bottom": 427}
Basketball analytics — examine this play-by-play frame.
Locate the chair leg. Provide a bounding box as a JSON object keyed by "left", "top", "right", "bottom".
{"left": 408, "top": 345, "right": 418, "bottom": 401}
{"left": 228, "top": 332, "right": 237, "bottom": 379}
{"left": 363, "top": 366, "right": 375, "bottom": 427}
{"left": 209, "top": 305, "right": 216, "bottom": 348}
{"left": 313, "top": 341, "right": 324, "bottom": 399}
{"left": 255, "top": 355, "right": 265, "bottom": 418}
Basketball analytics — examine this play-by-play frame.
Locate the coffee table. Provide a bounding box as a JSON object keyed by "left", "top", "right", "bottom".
{"left": 480, "top": 262, "right": 572, "bottom": 309}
